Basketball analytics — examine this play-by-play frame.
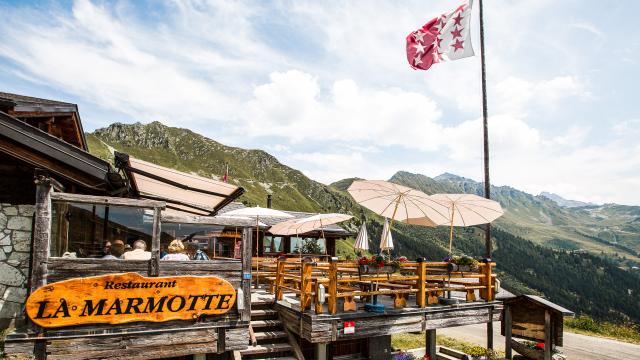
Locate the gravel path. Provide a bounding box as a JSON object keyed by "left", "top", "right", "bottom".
{"left": 436, "top": 323, "right": 640, "bottom": 360}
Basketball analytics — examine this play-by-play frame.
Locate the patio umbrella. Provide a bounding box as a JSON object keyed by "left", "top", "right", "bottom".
{"left": 223, "top": 206, "right": 294, "bottom": 287}
{"left": 353, "top": 223, "right": 369, "bottom": 253}
{"left": 269, "top": 213, "right": 353, "bottom": 237}
{"left": 347, "top": 180, "right": 450, "bottom": 255}
{"left": 379, "top": 218, "right": 394, "bottom": 253}
{"left": 427, "top": 193, "right": 504, "bottom": 254}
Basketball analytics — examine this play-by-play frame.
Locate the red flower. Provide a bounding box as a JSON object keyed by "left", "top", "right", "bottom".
{"left": 535, "top": 342, "right": 545, "bottom": 349}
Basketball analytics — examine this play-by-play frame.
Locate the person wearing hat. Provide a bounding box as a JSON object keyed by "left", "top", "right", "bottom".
{"left": 161, "top": 239, "right": 190, "bottom": 261}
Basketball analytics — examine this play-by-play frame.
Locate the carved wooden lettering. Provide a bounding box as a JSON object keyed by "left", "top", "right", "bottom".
{"left": 26, "top": 272, "right": 237, "bottom": 328}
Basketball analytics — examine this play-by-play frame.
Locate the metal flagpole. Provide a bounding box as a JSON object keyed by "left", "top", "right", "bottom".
{"left": 478, "top": 0, "right": 494, "bottom": 352}
{"left": 478, "top": 0, "right": 491, "bottom": 259}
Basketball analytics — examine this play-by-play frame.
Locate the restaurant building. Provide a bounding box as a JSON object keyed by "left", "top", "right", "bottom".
{"left": 0, "top": 92, "right": 255, "bottom": 359}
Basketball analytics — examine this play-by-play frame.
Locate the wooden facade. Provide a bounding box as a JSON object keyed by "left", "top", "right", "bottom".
{"left": 4, "top": 185, "right": 254, "bottom": 359}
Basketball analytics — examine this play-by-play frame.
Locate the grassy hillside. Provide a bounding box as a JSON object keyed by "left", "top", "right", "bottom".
{"left": 88, "top": 122, "right": 364, "bottom": 222}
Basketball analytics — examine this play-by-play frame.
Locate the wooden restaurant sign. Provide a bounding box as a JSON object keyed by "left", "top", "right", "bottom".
{"left": 26, "top": 272, "right": 237, "bottom": 328}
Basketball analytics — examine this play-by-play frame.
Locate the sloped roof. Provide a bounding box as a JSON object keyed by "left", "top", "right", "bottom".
{"left": 0, "top": 92, "right": 76, "bottom": 108}
{"left": 0, "top": 111, "right": 124, "bottom": 192}
{"left": 503, "top": 294, "right": 574, "bottom": 316}
{"left": 0, "top": 91, "right": 87, "bottom": 150}
{"left": 116, "top": 152, "right": 244, "bottom": 216}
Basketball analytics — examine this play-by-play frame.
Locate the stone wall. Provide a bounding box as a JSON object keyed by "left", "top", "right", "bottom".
{"left": 0, "top": 203, "right": 34, "bottom": 328}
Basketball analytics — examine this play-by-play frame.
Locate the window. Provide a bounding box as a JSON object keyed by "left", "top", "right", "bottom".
{"left": 51, "top": 202, "right": 153, "bottom": 258}
{"left": 290, "top": 236, "right": 326, "bottom": 254}
{"left": 263, "top": 235, "right": 283, "bottom": 253}
{"left": 161, "top": 223, "right": 239, "bottom": 260}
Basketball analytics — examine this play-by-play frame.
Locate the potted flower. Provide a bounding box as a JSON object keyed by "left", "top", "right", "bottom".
{"left": 388, "top": 256, "right": 408, "bottom": 272}
{"left": 358, "top": 255, "right": 396, "bottom": 274}
{"left": 444, "top": 255, "right": 480, "bottom": 272}
{"left": 510, "top": 340, "right": 564, "bottom": 360}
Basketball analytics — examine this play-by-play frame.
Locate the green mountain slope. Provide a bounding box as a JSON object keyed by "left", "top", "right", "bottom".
{"left": 89, "top": 122, "right": 362, "bottom": 220}
{"left": 87, "top": 122, "right": 640, "bottom": 324}
{"left": 389, "top": 171, "right": 640, "bottom": 261}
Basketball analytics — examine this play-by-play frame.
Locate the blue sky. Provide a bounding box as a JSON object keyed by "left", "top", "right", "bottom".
{"left": 1, "top": 0, "right": 639, "bottom": 205}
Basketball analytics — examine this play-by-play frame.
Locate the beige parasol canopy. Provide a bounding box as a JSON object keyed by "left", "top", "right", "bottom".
{"left": 347, "top": 180, "right": 450, "bottom": 226}
{"left": 347, "top": 180, "right": 450, "bottom": 254}
{"left": 269, "top": 213, "right": 353, "bottom": 236}
{"left": 426, "top": 193, "right": 504, "bottom": 254}
{"left": 224, "top": 206, "right": 293, "bottom": 288}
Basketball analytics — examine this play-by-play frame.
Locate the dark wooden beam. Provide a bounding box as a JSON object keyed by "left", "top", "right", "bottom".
{"left": 0, "top": 136, "right": 106, "bottom": 190}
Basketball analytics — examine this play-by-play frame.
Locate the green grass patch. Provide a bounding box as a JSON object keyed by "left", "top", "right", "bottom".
{"left": 565, "top": 316, "right": 640, "bottom": 344}
{"left": 335, "top": 238, "right": 371, "bottom": 260}
{"left": 391, "top": 333, "right": 504, "bottom": 358}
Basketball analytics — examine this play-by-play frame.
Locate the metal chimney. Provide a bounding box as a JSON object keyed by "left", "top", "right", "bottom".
{"left": 267, "top": 194, "right": 272, "bottom": 208}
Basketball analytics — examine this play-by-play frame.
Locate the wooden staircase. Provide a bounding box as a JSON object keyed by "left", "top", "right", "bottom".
{"left": 239, "top": 298, "right": 300, "bottom": 360}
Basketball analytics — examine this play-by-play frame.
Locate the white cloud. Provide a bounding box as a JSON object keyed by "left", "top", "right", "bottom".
{"left": 494, "top": 75, "right": 589, "bottom": 115}
{"left": 241, "top": 70, "right": 444, "bottom": 151}
{"left": 0, "top": 0, "right": 638, "bottom": 205}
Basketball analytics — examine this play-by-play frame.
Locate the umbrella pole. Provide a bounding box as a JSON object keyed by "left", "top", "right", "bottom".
{"left": 447, "top": 204, "right": 456, "bottom": 299}
{"left": 448, "top": 204, "right": 456, "bottom": 255}
{"left": 384, "top": 199, "right": 401, "bottom": 257}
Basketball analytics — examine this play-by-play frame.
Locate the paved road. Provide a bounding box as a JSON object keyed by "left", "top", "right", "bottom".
{"left": 436, "top": 323, "right": 640, "bottom": 360}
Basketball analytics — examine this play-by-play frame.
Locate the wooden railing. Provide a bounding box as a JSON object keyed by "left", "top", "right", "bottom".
{"left": 256, "top": 257, "right": 497, "bottom": 315}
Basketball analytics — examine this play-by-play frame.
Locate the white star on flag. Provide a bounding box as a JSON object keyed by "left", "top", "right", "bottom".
{"left": 413, "top": 42, "right": 427, "bottom": 54}
{"left": 413, "top": 31, "right": 427, "bottom": 42}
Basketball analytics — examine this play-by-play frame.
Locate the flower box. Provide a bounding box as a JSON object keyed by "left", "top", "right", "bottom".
{"left": 447, "top": 263, "right": 476, "bottom": 272}
{"left": 511, "top": 339, "right": 544, "bottom": 360}
{"left": 359, "top": 264, "right": 396, "bottom": 274}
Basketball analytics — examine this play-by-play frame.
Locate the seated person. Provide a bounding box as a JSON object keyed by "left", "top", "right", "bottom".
{"left": 102, "top": 240, "right": 111, "bottom": 257}
{"left": 123, "top": 239, "right": 152, "bottom": 260}
{"left": 186, "top": 242, "right": 210, "bottom": 261}
{"left": 161, "top": 239, "right": 190, "bottom": 261}
{"left": 102, "top": 239, "right": 125, "bottom": 259}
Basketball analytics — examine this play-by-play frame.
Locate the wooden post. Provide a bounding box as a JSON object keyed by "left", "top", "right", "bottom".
{"left": 544, "top": 310, "right": 552, "bottom": 360}
{"left": 149, "top": 207, "right": 161, "bottom": 277}
{"left": 275, "top": 258, "right": 285, "bottom": 301}
{"left": 241, "top": 227, "right": 253, "bottom": 322}
{"left": 425, "top": 329, "right": 437, "bottom": 360}
{"left": 301, "top": 262, "right": 314, "bottom": 310}
{"left": 416, "top": 257, "right": 427, "bottom": 308}
{"left": 328, "top": 257, "right": 338, "bottom": 315}
{"left": 504, "top": 305, "right": 512, "bottom": 359}
{"left": 484, "top": 260, "right": 494, "bottom": 301}
{"left": 487, "top": 308, "right": 494, "bottom": 350}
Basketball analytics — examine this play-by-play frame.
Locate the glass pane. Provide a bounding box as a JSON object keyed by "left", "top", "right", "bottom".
{"left": 263, "top": 235, "right": 283, "bottom": 253}
{"left": 290, "top": 236, "right": 302, "bottom": 253}
{"left": 51, "top": 202, "right": 153, "bottom": 259}
{"left": 160, "top": 223, "right": 241, "bottom": 260}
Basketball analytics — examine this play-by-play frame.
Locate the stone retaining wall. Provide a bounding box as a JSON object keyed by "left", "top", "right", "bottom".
{"left": 0, "top": 203, "right": 34, "bottom": 328}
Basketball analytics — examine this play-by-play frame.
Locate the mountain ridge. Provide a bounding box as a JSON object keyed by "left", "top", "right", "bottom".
{"left": 86, "top": 121, "right": 640, "bottom": 324}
